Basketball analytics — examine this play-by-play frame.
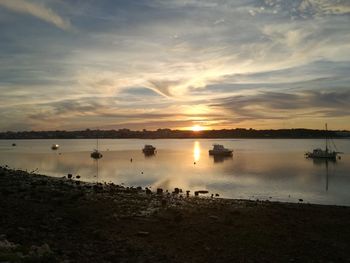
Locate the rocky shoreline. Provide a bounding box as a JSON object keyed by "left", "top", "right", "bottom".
{"left": 1, "top": 166, "right": 350, "bottom": 262}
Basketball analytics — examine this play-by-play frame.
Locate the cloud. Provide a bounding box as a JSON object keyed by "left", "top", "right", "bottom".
{"left": 0, "top": 0, "right": 71, "bottom": 30}
{"left": 298, "top": 0, "right": 350, "bottom": 16}
{"left": 211, "top": 90, "right": 350, "bottom": 122}
{"left": 0, "top": 0, "right": 350, "bottom": 130}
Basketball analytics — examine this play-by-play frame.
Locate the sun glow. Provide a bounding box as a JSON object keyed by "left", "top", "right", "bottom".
{"left": 191, "top": 125, "right": 204, "bottom": 132}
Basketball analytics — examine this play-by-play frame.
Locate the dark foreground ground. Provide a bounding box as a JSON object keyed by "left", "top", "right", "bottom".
{"left": 1, "top": 167, "right": 350, "bottom": 263}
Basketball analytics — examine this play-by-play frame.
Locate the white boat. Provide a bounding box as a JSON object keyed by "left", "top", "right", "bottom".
{"left": 142, "top": 145, "right": 156, "bottom": 154}
{"left": 209, "top": 144, "right": 233, "bottom": 156}
{"left": 51, "top": 144, "right": 59, "bottom": 150}
{"left": 305, "top": 124, "right": 340, "bottom": 160}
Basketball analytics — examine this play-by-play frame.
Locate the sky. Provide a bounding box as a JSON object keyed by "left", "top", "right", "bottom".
{"left": 0, "top": 0, "right": 350, "bottom": 131}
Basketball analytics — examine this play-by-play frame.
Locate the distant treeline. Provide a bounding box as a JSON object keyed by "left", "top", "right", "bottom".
{"left": 0, "top": 128, "right": 350, "bottom": 139}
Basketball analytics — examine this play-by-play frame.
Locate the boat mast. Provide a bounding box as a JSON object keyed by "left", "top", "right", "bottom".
{"left": 325, "top": 123, "right": 328, "bottom": 152}
{"left": 96, "top": 128, "right": 99, "bottom": 151}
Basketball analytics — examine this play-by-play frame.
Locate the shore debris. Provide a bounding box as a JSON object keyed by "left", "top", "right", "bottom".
{"left": 145, "top": 188, "right": 152, "bottom": 195}
{"left": 136, "top": 231, "right": 150, "bottom": 237}
{"left": 194, "top": 190, "right": 209, "bottom": 196}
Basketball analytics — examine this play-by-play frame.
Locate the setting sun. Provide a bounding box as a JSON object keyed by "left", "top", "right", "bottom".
{"left": 191, "top": 125, "right": 204, "bottom": 132}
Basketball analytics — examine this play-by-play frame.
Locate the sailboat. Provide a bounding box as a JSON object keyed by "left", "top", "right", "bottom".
{"left": 91, "top": 136, "right": 103, "bottom": 159}
{"left": 305, "top": 124, "right": 340, "bottom": 160}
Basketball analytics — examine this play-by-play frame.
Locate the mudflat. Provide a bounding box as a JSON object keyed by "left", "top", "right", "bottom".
{"left": 1, "top": 166, "right": 350, "bottom": 263}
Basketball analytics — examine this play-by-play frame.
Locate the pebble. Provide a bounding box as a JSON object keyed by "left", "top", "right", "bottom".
{"left": 136, "top": 231, "right": 149, "bottom": 237}
{"left": 209, "top": 215, "right": 219, "bottom": 221}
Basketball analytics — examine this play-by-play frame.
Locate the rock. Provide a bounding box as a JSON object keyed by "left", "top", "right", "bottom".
{"left": 76, "top": 175, "right": 81, "bottom": 179}
{"left": 30, "top": 243, "right": 52, "bottom": 257}
{"left": 0, "top": 239, "right": 18, "bottom": 250}
{"left": 186, "top": 190, "right": 190, "bottom": 197}
{"left": 174, "top": 213, "right": 183, "bottom": 222}
{"left": 299, "top": 199, "right": 303, "bottom": 202}
{"left": 67, "top": 174, "right": 72, "bottom": 179}
{"left": 161, "top": 199, "right": 167, "bottom": 207}
{"left": 145, "top": 188, "right": 152, "bottom": 195}
{"left": 215, "top": 193, "right": 220, "bottom": 197}
{"left": 173, "top": 188, "right": 180, "bottom": 194}
{"left": 209, "top": 215, "right": 219, "bottom": 221}
{"left": 136, "top": 231, "right": 149, "bottom": 237}
{"left": 157, "top": 188, "right": 163, "bottom": 195}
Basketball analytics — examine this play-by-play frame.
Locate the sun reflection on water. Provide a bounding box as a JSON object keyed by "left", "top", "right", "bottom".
{"left": 193, "top": 141, "right": 201, "bottom": 162}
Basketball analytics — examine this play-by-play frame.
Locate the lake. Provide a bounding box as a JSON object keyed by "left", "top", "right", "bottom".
{"left": 1, "top": 139, "right": 350, "bottom": 206}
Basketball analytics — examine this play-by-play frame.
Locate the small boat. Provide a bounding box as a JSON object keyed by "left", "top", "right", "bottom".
{"left": 305, "top": 148, "right": 337, "bottom": 159}
{"left": 91, "top": 149, "right": 103, "bottom": 159}
{"left": 305, "top": 124, "right": 341, "bottom": 160}
{"left": 209, "top": 144, "right": 233, "bottom": 156}
{"left": 91, "top": 137, "right": 103, "bottom": 159}
{"left": 51, "top": 144, "right": 59, "bottom": 150}
{"left": 142, "top": 145, "right": 156, "bottom": 155}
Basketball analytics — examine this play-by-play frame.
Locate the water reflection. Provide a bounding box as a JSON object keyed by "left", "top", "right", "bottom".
{"left": 193, "top": 141, "right": 201, "bottom": 162}
{"left": 93, "top": 159, "right": 100, "bottom": 181}
{"left": 143, "top": 151, "right": 156, "bottom": 158}
{"left": 311, "top": 159, "right": 334, "bottom": 192}
{"left": 311, "top": 158, "right": 336, "bottom": 166}
{"left": 211, "top": 155, "right": 233, "bottom": 163}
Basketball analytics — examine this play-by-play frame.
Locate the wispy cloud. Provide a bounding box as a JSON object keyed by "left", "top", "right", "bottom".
{"left": 211, "top": 90, "right": 350, "bottom": 122}
{"left": 0, "top": 0, "right": 71, "bottom": 30}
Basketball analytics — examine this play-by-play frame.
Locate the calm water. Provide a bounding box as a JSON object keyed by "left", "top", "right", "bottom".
{"left": 1, "top": 139, "right": 350, "bottom": 206}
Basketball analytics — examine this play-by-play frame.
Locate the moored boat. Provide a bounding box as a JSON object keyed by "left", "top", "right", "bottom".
{"left": 51, "top": 144, "right": 59, "bottom": 150}
{"left": 91, "top": 137, "right": 103, "bottom": 159}
{"left": 142, "top": 145, "right": 156, "bottom": 155}
{"left": 209, "top": 144, "right": 233, "bottom": 156}
{"left": 305, "top": 124, "right": 341, "bottom": 160}
{"left": 91, "top": 149, "right": 103, "bottom": 159}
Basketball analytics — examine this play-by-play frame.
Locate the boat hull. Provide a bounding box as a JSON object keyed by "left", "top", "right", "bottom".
{"left": 91, "top": 152, "right": 103, "bottom": 159}
{"left": 306, "top": 152, "right": 337, "bottom": 160}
